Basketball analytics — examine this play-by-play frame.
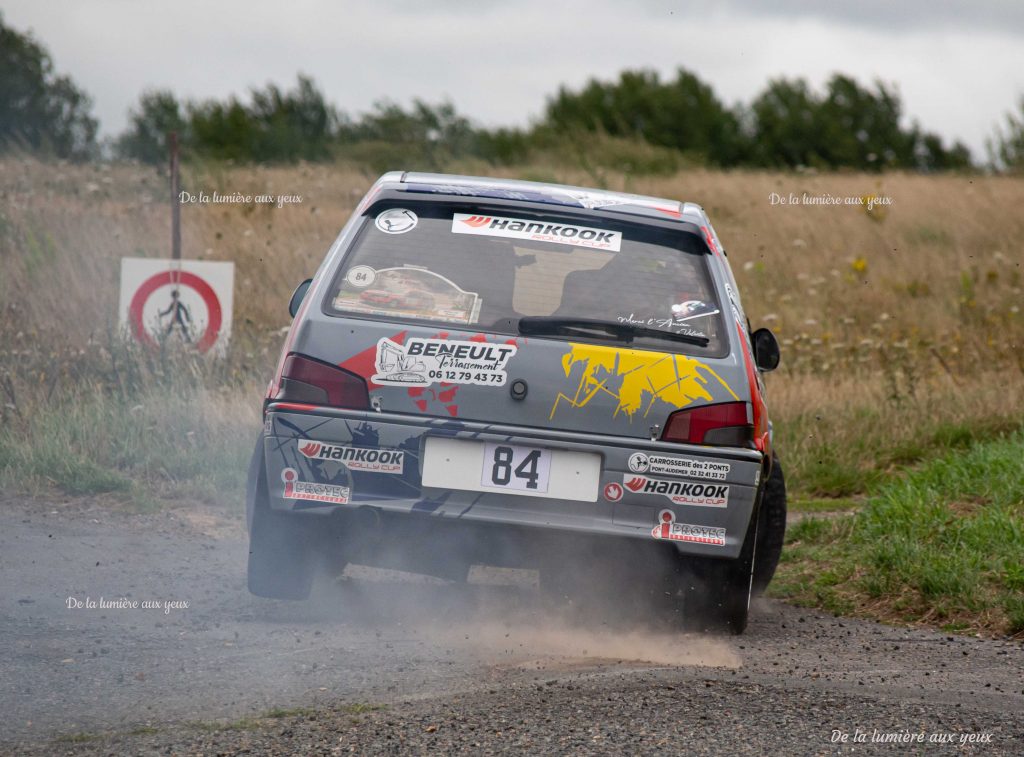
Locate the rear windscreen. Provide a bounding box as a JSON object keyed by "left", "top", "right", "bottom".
{"left": 327, "top": 203, "right": 726, "bottom": 354}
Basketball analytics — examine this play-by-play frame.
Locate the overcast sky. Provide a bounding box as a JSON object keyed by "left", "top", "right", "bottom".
{"left": 5, "top": 0, "right": 1023, "bottom": 159}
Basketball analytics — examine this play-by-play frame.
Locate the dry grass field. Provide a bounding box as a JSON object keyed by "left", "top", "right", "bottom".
{"left": 1, "top": 157, "right": 1022, "bottom": 633}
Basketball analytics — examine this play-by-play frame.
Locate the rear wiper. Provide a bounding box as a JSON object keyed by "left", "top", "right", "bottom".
{"left": 517, "top": 316, "right": 710, "bottom": 347}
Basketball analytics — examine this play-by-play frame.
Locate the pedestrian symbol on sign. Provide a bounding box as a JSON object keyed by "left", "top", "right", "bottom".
{"left": 158, "top": 289, "right": 193, "bottom": 343}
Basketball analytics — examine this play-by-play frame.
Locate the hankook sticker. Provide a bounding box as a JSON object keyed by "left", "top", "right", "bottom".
{"left": 628, "top": 452, "right": 730, "bottom": 481}
{"left": 624, "top": 474, "right": 728, "bottom": 507}
{"left": 651, "top": 510, "right": 725, "bottom": 545}
{"left": 298, "top": 440, "right": 404, "bottom": 474}
{"left": 451, "top": 213, "right": 622, "bottom": 251}
{"left": 372, "top": 337, "right": 517, "bottom": 387}
{"left": 281, "top": 468, "right": 350, "bottom": 504}
{"left": 375, "top": 208, "right": 418, "bottom": 234}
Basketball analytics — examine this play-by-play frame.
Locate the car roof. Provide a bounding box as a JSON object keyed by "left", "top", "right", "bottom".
{"left": 372, "top": 171, "right": 712, "bottom": 228}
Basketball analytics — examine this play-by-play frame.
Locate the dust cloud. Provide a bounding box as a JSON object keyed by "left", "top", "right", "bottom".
{"left": 302, "top": 563, "right": 742, "bottom": 673}
{"left": 438, "top": 620, "right": 741, "bottom": 670}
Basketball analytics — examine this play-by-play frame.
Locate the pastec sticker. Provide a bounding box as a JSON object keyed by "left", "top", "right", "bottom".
{"left": 372, "top": 337, "right": 517, "bottom": 387}
{"left": 628, "top": 452, "right": 730, "bottom": 481}
{"left": 452, "top": 213, "right": 622, "bottom": 251}
{"left": 651, "top": 510, "right": 725, "bottom": 546}
{"left": 281, "top": 468, "right": 350, "bottom": 504}
{"left": 375, "top": 208, "right": 418, "bottom": 234}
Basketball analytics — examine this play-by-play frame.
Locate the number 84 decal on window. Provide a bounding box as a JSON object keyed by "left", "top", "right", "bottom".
{"left": 480, "top": 443, "right": 552, "bottom": 493}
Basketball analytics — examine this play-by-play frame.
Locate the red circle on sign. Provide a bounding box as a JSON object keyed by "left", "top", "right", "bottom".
{"left": 604, "top": 482, "right": 623, "bottom": 502}
{"left": 128, "top": 270, "right": 223, "bottom": 353}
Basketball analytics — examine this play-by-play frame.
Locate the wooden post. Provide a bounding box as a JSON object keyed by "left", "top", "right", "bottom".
{"left": 169, "top": 131, "right": 181, "bottom": 262}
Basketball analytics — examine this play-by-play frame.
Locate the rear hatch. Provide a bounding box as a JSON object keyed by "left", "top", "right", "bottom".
{"left": 294, "top": 199, "right": 749, "bottom": 441}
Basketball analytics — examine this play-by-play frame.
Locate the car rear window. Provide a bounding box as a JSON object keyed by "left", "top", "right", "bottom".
{"left": 327, "top": 203, "right": 726, "bottom": 354}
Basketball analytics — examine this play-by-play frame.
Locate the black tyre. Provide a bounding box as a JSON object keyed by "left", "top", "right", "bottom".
{"left": 752, "top": 452, "right": 787, "bottom": 595}
{"left": 683, "top": 509, "right": 758, "bottom": 634}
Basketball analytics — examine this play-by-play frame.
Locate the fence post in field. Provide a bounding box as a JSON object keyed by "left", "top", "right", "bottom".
{"left": 169, "top": 131, "right": 181, "bottom": 264}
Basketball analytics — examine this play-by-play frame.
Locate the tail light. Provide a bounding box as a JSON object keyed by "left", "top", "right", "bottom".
{"left": 274, "top": 353, "right": 369, "bottom": 409}
{"left": 661, "top": 401, "right": 753, "bottom": 447}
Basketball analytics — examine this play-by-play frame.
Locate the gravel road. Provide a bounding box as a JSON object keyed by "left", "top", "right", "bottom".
{"left": 1, "top": 497, "right": 1021, "bottom": 755}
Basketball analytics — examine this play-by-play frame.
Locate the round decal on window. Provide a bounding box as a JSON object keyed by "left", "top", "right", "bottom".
{"left": 375, "top": 208, "right": 418, "bottom": 234}
{"left": 345, "top": 265, "right": 377, "bottom": 289}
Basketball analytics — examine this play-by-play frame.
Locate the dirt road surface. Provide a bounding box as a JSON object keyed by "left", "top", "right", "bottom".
{"left": 2, "top": 498, "right": 1021, "bottom": 755}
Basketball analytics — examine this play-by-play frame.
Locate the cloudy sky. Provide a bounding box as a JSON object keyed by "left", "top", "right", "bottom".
{"left": 5, "top": 0, "right": 1023, "bottom": 158}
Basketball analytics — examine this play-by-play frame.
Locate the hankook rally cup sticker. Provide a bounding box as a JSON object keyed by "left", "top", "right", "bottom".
{"left": 651, "top": 510, "right": 726, "bottom": 546}
{"left": 298, "top": 440, "right": 404, "bottom": 474}
{"left": 372, "top": 337, "right": 517, "bottom": 387}
{"left": 451, "top": 213, "right": 622, "bottom": 251}
{"left": 345, "top": 265, "right": 377, "bottom": 289}
{"left": 281, "top": 468, "right": 350, "bottom": 504}
{"left": 375, "top": 208, "right": 418, "bottom": 234}
{"left": 628, "top": 452, "right": 730, "bottom": 481}
{"left": 624, "top": 474, "right": 729, "bottom": 507}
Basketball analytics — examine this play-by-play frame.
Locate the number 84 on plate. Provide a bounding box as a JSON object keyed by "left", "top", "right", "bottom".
{"left": 480, "top": 443, "right": 552, "bottom": 493}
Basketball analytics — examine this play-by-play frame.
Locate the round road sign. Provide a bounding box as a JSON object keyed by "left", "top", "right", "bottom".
{"left": 128, "top": 270, "right": 223, "bottom": 353}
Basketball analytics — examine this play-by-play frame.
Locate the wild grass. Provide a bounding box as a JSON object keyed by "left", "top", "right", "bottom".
{"left": 770, "top": 430, "right": 1024, "bottom": 637}
{"left": 0, "top": 383, "right": 259, "bottom": 505}
{"left": 0, "top": 324, "right": 261, "bottom": 509}
{"left": 770, "top": 370, "right": 1024, "bottom": 498}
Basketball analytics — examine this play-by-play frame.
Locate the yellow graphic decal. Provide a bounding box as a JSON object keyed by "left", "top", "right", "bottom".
{"left": 550, "top": 342, "right": 738, "bottom": 420}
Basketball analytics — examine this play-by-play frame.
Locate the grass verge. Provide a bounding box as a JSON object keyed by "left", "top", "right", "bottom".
{"left": 770, "top": 370, "right": 1024, "bottom": 500}
{"left": 788, "top": 497, "right": 862, "bottom": 514}
{"left": 0, "top": 383, "right": 259, "bottom": 510}
{"left": 770, "top": 428, "right": 1024, "bottom": 637}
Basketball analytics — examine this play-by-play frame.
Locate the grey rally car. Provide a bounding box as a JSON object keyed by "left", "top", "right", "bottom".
{"left": 247, "top": 172, "right": 786, "bottom": 634}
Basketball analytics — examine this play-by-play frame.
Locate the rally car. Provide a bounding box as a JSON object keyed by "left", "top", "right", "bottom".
{"left": 247, "top": 173, "right": 786, "bottom": 634}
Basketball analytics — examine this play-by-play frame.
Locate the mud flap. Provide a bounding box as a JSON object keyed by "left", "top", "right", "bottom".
{"left": 247, "top": 502, "right": 316, "bottom": 600}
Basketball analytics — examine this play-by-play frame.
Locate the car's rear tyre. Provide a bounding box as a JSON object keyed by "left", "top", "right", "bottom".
{"left": 682, "top": 508, "right": 758, "bottom": 635}
{"left": 752, "top": 452, "right": 787, "bottom": 595}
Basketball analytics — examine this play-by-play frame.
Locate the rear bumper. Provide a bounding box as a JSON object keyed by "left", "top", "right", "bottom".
{"left": 263, "top": 404, "right": 764, "bottom": 560}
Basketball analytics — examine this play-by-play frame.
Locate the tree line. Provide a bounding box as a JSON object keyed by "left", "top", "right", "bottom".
{"left": 2, "top": 12, "right": 1022, "bottom": 172}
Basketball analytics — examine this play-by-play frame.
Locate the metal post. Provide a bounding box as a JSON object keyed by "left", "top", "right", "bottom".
{"left": 169, "top": 131, "right": 181, "bottom": 262}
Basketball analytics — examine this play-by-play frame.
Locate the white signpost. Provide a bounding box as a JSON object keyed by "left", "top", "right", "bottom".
{"left": 118, "top": 258, "right": 235, "bottom": 354}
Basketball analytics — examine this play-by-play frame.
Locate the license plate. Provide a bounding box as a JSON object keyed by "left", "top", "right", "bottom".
{"left": 422, "top": 437, "right": 600, "bottom": 502}
{"left": 480, "top": 443, "right": 551, "bottom": 493}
